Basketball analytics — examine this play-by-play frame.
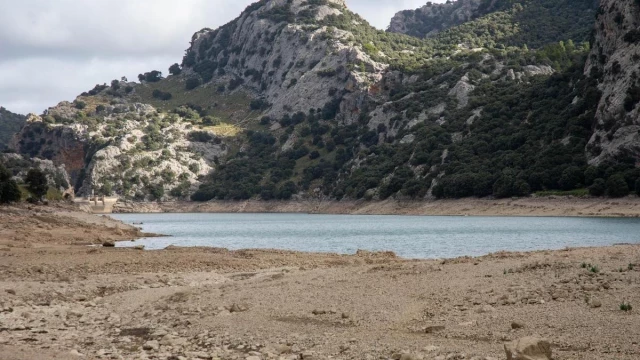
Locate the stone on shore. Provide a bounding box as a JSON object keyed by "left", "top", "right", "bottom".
{"left": 504, "top": 337, "right": 552, "bottom": 360}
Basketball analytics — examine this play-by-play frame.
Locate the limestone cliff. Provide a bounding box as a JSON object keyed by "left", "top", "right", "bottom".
{"left": 181, "top": 0, "right": 385, "bottom": 123}
{"left": 585, "top": 0, "right": 640, "bottom": 164}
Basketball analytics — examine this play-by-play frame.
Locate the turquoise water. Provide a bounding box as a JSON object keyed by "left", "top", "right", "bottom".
{"left": 111, "top": 213, "right": 640, "bottom": 259}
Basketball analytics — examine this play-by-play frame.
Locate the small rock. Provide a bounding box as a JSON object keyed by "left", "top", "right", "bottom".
{"left": 477, "top": 305, "right": 495, "bottom": 313}
{"left": 134, "top": 245, "right": 145, "bottom": 250}
{"left": 425, "top": 325, "right": 446, "bottom": 333}
{"left": 229, "top": 303, "right": 248, "bottom": 313}
{"left": 275, "top": 345, "right": 292, "bottom": 354}
{"left": 143, "top": 340, "right": 160, "bottom": 351}
{"left": 589, "top": 299, "right": 602, "bottom": 308}
{"left": 69, "top": 349, "right": 85, "bottom": 357}
{"left": 246, "top": 356, "right": 261, "bottom": 360}
{"left": 511, "top": 321, "right": 525, "bottom": 330}
{"left": 102, "top": 240, "right": 116, "bottom": 248}
{"left": 311, "top": 309, "right": 326, "bottom": 315}
{"left": 423, "top": 345, "right": 439, "bottom": 352}
{"left": 5, "top": 289, "right": 16, "bottom": 295}
{"left": 341, "top": 312, "right": 350, "bottom": 319}
{"left": 504, "top": 336, "right": 552, "bottom": 360}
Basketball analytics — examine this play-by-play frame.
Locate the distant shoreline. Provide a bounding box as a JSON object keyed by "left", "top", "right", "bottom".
{"left": 113, "top": 197, "right": 640, "bottom": 218}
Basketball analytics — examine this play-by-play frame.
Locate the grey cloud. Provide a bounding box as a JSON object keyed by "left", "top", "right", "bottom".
{"left": 0, "top": 0, "right": 440, "bottom": 114}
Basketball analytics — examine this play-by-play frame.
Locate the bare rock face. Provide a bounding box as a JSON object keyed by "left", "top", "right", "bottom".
{"left": 585, "top": 0, "right": 640, "bottom": 164}
{"left": 504, "top": 337, "right": 552, "bottom": 360}
{"left": 182, "top": 0, "right": 386, "bottom": 124}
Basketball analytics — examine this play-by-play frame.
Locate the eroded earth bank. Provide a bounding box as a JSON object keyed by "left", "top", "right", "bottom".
{"left": 0, "top": 205, "right": 639, "bottom": 360}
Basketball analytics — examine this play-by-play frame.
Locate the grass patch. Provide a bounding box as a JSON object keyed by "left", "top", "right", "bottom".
{"left": 535, "top": 188, "right": 589, "bottom": 197}
{"left": 132, "top": 76, "right": 259, "bottom": 126}
{"left": 581, "top": 262, "right": 600, "bottom": 273}
{"left": 620, "top": 302, "right": 633, "bottom": 312}
{"left": 201, "top": 123, "right": 243, "bottom": 137}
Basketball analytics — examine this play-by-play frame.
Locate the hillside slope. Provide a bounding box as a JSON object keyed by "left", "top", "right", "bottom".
{"left": 388, "top": 0, "right": 597, "bottom": 49}
{"left": 9, "top": 0, "right": 640, "bottom": 202}
{"left": 585, "top": 0, "right": 640, "bottom": 165}
{"left": 0, "top": 107, "right": 25, "bottom": 150}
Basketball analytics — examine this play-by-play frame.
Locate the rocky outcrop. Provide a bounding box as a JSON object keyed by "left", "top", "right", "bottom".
{"left": 10, "top": 114, "right": 87, "bottom": 186}
{"left": 388, "top": 0, "right": 494, "bottom": 38}
{"left": 586, "top": 0, "right": 640, "bottom": 165}
{"left": 11, "top": 101, "right": 221, "bottom": 201}
{"left": 504, "top": 337, "right": 552, "bottom": 360}
{"left": 0, "top": 152, "right": 72, "bottom": 193}
{"left": 181, "top": 0, "right": 386, "bottom": 123}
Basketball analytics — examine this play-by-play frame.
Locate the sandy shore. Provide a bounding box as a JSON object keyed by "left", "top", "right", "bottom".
{"left": 114, "top": 197, "right": 640, "bottom": 218}
{"left": 1, "top": 204, "right": 640, "bottom": 360}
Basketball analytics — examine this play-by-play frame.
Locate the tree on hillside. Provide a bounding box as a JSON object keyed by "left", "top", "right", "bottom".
{"left": 0, "top": 164, "right": 21, "bottom": 204}
{"left": 169, "top": 63, "right": 182, "bottom": 76}
{"left": 25, "top": 168, "right": 48, "bottom": 200}
{"left": 138, "top": 70, "right": 163, "bottom": 83}
{"left": 607, "top": 174, "right": 630, "bottom": 198}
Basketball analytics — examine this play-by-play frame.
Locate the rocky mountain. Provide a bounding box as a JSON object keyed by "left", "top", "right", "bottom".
{"left": 8, "top": 0, "right": 640, "bottom": 202}
{"left": 0, "top": 107, "right": 26, "bottom": 150}
{"left": 388, "top": 0, "right": 493, "bottom": 38}
{"left": 388, "top": 0, "right": 597, "bottom": 49}
{"left": 585, "top": 0, "right": 640, "bottom": 165}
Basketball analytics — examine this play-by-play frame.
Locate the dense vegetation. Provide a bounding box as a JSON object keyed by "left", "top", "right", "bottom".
{"left": 0, "top": 163, "right": 21, "bottom": 203}
{"left": 392, "top": 0, "right": 596, "bottom": 50}
{"left": 0, "top": 107, "right": 26, "bottom": 150}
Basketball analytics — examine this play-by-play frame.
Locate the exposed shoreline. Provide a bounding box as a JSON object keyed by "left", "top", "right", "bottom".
{"left": 2, "top": 204, "right": 640, "bottom": 359}
{"left": 114, "top": 197, "right": 640, "bottom": 218}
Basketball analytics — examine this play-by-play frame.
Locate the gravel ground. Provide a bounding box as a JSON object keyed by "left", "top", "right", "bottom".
{"left": 1, "top": 205, "right": 639, "bottom": 360}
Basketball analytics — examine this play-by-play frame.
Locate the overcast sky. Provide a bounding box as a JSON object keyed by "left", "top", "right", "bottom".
{"left": 0, "top": 0, "right": 437, "bottom": 115}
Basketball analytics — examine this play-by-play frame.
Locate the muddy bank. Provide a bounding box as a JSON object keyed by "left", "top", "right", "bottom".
{"left": 0, "top": 203, "right": 155, "bottom": 247}
{"left": 114, "top": 197, "right": 640, "bottom": 217}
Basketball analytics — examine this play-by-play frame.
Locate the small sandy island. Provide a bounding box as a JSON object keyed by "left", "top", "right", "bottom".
{"left": 1, "top": 203, "right": 639, "bottom": 360}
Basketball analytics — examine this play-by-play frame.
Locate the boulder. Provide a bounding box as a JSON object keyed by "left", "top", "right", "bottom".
{"left": 504, "top": 337, "right": 552, "bottom": 360}
{"left": 589, "top": 298, "right": 602, "bottom": 308}
{"left": 102, "top": 240, "right": 116, "bottom": 247}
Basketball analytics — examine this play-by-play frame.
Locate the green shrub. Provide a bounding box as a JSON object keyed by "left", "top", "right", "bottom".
{"left": 152, "top": 89, "right": 172, "bottom": 101}
{"left": 138, "top": 70, "right": 163, "bottom": 83}
{"left": 25, "top": 168, "right": 48, "bottom": 200}
{"left": 589, "top": 178, "right": 606, "bottom": 196}
{"left": 185, "top": 77, "right": 201, "bottom": 90}
{"left": 0, "top": 164, "right": 21, "bottom": 203}
{"left": 607, "top": 174, "right": 630, "bottom": 198}
{"left": 169, "top": 63, "right": 182, "bottom": 76}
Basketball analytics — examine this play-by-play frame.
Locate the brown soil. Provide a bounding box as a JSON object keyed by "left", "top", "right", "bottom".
{"left": 1, "top": 204, "right": 640, "bottom": 360}
{"left": 115, "top": 197, "right": 640, "bottom": 218}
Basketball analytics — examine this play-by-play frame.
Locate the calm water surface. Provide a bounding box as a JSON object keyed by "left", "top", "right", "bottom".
{"left": 111, "top": 213, "right": 640, "bottom": 259}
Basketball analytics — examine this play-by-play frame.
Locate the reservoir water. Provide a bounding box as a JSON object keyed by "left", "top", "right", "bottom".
{"left": 111, "top": 213, "right": 640, "bottom": 259}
